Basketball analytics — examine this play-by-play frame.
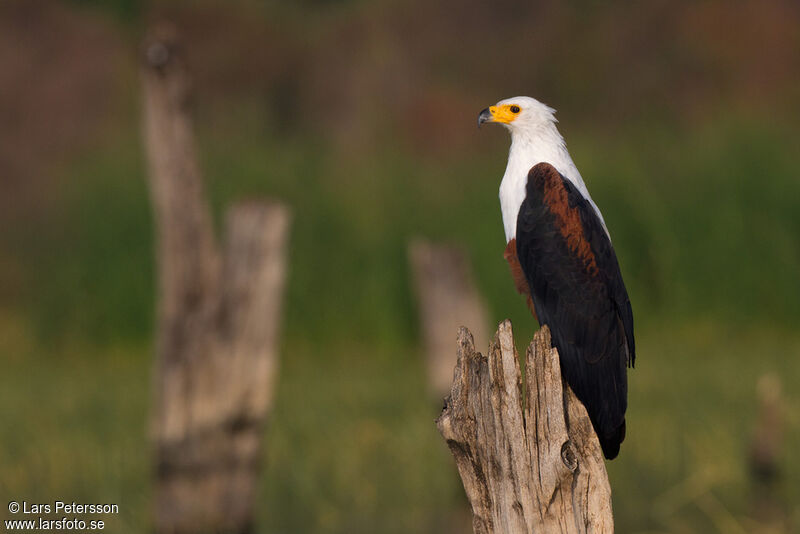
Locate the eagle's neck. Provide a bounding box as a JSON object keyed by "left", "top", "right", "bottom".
{"left": 498, "top": 125, "right": 606, "bottom": 242}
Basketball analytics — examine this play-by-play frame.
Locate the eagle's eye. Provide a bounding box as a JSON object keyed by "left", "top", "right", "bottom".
{"left": 510, "top": 105, "right": 521, "bottom": 114}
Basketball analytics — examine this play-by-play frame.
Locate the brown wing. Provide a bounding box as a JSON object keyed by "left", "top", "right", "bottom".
{"left": 514, "top": 162, "right": 635, "bottom": 459}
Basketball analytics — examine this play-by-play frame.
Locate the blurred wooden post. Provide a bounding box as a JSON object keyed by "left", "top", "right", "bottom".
{"left": 749, "top": 374, "right": 784, "bottom": 526}
{"left": 142, "top": 26, "right": 290, "bottom": 534}
{"left": 408, "top": 240, "right": 488, "bottom": 398}
{"left": 437, "top": 322, "right": 613, "bottom": 534}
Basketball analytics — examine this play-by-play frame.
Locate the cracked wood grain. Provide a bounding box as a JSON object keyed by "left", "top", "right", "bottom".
{"left": 437, "top": 321, "right": 613, "bottom": 533}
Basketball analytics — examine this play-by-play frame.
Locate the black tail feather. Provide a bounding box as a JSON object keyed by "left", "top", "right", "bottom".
{"left": 599, "top": 420, "right": 626, "bottom": 460}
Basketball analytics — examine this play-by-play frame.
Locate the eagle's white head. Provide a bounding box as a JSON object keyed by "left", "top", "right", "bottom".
{"left": 478, "top": 96, "right": 608, "bottom": 241}
{"left": 477, "top": 96, "right": 558, "bottom": 135}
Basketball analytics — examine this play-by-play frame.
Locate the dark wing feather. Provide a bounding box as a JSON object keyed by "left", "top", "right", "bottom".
{"left": 516, "top": 163, "right": 635, "bottom": 459}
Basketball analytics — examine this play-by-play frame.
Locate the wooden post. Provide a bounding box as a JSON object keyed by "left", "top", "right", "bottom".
{"left": 749, "top": 374, "right": 784, "bottom": 527}
{"left": 436, "top": 321, "right": 613, "bottom": 534}
{"left": 142, "top": 25, "right": 291, "bottom": 534}
{"left": 408, "top": 239, "right": 488, "bottom": 398}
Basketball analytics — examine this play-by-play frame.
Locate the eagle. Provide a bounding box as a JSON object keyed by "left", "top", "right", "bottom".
{"left": 478, "top": 96, "right": 635, "bottom": 459}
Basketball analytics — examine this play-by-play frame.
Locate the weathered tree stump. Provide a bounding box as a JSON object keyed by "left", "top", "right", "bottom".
{"left": 408, "top": 239, "right": 488, "bottom": 398}
{"left": 749, "top": 374, "right": 785, "bottom": 528}
{"left": 436, "top": 321, "right": 613, "bottom": 533}
{"left": 142, "top": 25, "right": 290, "bottom": 534}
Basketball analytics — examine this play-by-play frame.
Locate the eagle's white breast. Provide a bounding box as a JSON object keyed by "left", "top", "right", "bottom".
{"left": 498, "top": 123, "right": 607, "bottom": 243}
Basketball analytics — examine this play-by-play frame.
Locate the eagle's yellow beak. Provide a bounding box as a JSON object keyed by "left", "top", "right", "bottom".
{"left": 477, "top": 105, "right": 519, "bottom": 127}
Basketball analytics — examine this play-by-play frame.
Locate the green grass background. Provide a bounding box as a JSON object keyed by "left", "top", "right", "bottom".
{"left": 3, "top": 111, "right": 799, "bottom": 532}
{"left": 2, "top": 1, "right": 800, "bottom": 532}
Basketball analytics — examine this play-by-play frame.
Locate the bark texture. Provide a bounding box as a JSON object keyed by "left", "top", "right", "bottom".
{"left": 142, "top": 25, "right": 290, "bottom": 534}
{"left": 408, "top": 240, "right": 488, "bottom": 397}
{"left": 436, "top": 321, "right": 614, "bottom": 534}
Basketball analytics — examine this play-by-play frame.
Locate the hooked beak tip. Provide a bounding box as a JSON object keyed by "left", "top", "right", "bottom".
{"left": 477, "top": 107, "right": 493, "bottom": 129}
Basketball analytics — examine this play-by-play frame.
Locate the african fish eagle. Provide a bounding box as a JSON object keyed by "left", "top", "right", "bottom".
{"left": 478, "top": 96, "right": 635, "bottom": 459}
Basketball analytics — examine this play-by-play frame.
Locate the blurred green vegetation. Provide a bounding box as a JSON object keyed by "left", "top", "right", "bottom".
{"left": 4, "top": 105, "right": 800, "bottom": 532}
{"left": 2, "top": 0, "right": 800, "bottom": 532}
